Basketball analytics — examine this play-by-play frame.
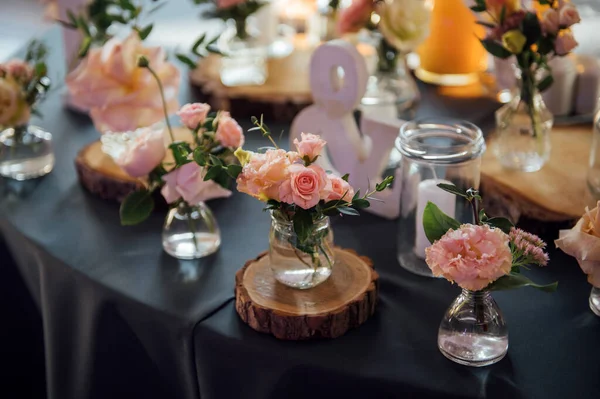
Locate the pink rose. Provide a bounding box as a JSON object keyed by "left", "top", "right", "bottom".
{"left": 325, "top": 175, "right": 355, "bottom": 202}
{"left": 425, "top": 224, "right": 513, "bottom": 291}
{"left": 217, "top": 0, "right": 246, "bottom": 9}
{"left": 0, "top": 77, "right": 29, "bottom": 128}
{"left": 113, "top": 126, "right": 166, "bottom": 177}
{"left": 161, "top": 162, "right": 232, "bottom": 205}
{"left": 279, "top": 164, "right": 331, "bottom": 210}
{"left": 236, "top": 149, "right": 292, "bottom": 201}
{"left": 336, "top": 0, "right": 374, "bottom": 35}
{"left": 216, "top": 112, "right": 245, "bottom": 148}
{"left": 4, "top": 60, "right": 33, "bottom": 82}
{"left": 178, "top": 103, "right": 210, "bottom": 130}
{"left": 554, "top": 31, "right": 578, "bottom": 56}
{"left": 66, "top": 33, "right": 180, "bottom": 133}
{"left": 293, "top": 132, "right": 326, "bottom": 161}
{"left": 540, "top": 8, "right": 560, "bottom": 35}
{"left": 559, "top": 4, "right": 581, "bottom": 27}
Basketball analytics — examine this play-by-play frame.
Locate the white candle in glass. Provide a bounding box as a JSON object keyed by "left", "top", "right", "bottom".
{"left": 414, "top": 179, "right": 456, "bottom": 259}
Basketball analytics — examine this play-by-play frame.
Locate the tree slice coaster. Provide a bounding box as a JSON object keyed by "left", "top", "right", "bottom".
{"left": 480, "top": 124, "right": 595, "bottom": 230}
{"left": 189, "top": 35, "right": 314, "bottom": 122}
{"left": 235, "top": 248, "right": 379, "bottom": 340}
{"left": 75, "top": 127, "right": 193, "bottom": 202}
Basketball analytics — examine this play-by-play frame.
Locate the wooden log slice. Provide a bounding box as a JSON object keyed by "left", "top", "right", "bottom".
{"left": 75, "top": 127, "right": 192, "bottom": 202}
{"left": 235, "top": 248, "right": 379, "bottom": 340}
{"left": 480, "top": 124, "right": 596, "bottom": 235}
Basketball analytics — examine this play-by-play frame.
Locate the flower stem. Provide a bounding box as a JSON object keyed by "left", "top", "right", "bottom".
{"left": 145, "top": 64, "right": 176, "bottom": 144}
{"left": 183, "top": 203, "right": 200, "bottom": 254}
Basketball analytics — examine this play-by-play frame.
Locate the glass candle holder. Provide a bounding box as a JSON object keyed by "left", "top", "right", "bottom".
{"left": 396, "top": 118, "right": 486, "bottom": 277}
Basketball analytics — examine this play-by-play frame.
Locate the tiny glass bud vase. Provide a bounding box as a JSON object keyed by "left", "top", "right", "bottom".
{"left": 590, "top": 287, "right": 600, "bottom": 317}
{"left": 396, "top": 118, "right": 485, "bottom": 277}
{"left": 269, "top": 211, "right": 334, "bottom": 289}
{"left": 219, "top": 19, "right": 268, "bottom": 87}
{"left": 438, "top": 289, "right": 508, "bottom": 367}
{"left": 0, "top": 124, "right": 54, "bottom": 180}
{"left": 162, "top": 202, "right": 221, "bottom": 260}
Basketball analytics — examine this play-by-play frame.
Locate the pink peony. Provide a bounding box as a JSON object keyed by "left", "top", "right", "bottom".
{"left": 425, "top": 224, "right": 513, "bottom": 291}
{"left": 4, "top": 60, "right": 33, "bottom": 82}
{"left": 293, "top": 132, "right": 326, "bottom": 161}
{"left": 558, "top": 4, "right": 581, "bottom": 27}
{"left": 178, "top": 103, "right": 210, "bottom": 130}
{"left": 279, "top": 164, "right": 331, "bottom": 210}
{"left": 236, "top": 149, "right": 293, "bottom": 201}
{"left": 540, "top": 8, "right": 560, "bottom": 35}
{"left": 554, "top": 31, "right": 578, "bottom": 56}
{"left": 217, "top": 0, "right": 246, "bottom": 9}
{"left": 216, "top": 112, "right": 244, "bottom": 148}
{"left": 161, "top": 162, "right": 232, "bottom": 205}
{"left": 114, "top": 125, "right": 166, "bottom": 177}
{"left": 325, "top": 175, "right": 355, "bottom": 202}
{"left": 336, "top": 0, "right": 374, "bottom": 35}
{"left": 66, "top": 33, "right": 180, "bottom": 133}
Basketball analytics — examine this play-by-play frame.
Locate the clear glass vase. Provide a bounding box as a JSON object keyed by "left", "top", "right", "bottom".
{"left": 590, "top": 287, "right": 600, "bottom": 317}
{"left": 0, "top": 124, "right": 54, "bottom": 180}
{"left": 494, "top": 87, "right": 553, "bottom": 173}
{"left": 438, "top": 289, "right": 508, "bottom": 367}
{"left": 361, "top": 37, "right": 420, "bottom": 118}
{"left": 219, "top": 19, "right": 268, "bottom": 87}
{"left": 269, "top": 211, "right": 334, "bottom": 289}
{"left": 587, "top": 111, "right": 600, "bottom": 200}
{"left": 162, "top": 202, "right": 221, "bottom": 260}
{"left": 396, "top": 118, "right": 485, "bottom": 277}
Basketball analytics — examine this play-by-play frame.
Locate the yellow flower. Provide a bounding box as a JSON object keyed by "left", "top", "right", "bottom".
{"left": 234, "top": 147, "right": 252, "bottom": 167}
{"left": 501, "top": 30, "right": 527, "bottom": 54}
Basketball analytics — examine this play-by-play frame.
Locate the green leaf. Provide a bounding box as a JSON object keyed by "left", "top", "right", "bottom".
{"left": 341, "top": 173, "right": 349, "bottom": 182}
{"left": 34, "top": 62, "right": 47, "bottom": 78}
{"left": 522, "top": 11, "right": 542, "bottom": 46}
{"left": 119, "top": 0, "right": 136, "bottom": 11}
{"left": 78, "top": 36, "right": 92, "bottom": 58}
{"left": 176, "top": 54, "right": 197, "bottom": 69}
{"left": 475, "top": 21, "right": 496, "bottom": 28}
{"left": 484, "top": 217, "right": 514, "bottom": 234}
{"left": 352, "top": 189, "right": 361, "bottom": 201}
{"left": 480, "top": 39, "right": 513, "bottom": 59}
{"left": 537, "top": 75, "right": 554, "bottom": 92}
{"left": 293, "top": 208, "right": 313, "bottom": 244}
{"left": 193, "top": 148, "right": 208, "bottom": 166}
{"left": 376, "top": 175, "right": 394, "bottom": 191}
{"left": 422, "top": 202, "right": 461, "bottom": 244}
{"left": 537, "top": 36, "right": 554, "bottom": 55}
{"left": 226, "top": 164, "right": 242, "bottom": 179}
{"left": 169, "top": 142, "right": 191, "bottom": 166}
{"left": 136, "top": 24, "right": 153, "bottom": 40}
{"left": 209, "top": 154, "right": 223, "bottom": 166}
{"left": 203, "top": 165, "right": 222, "bottom": 181}
{"left": 436, "top": 183, "right": 469, "bottom": 199}
{"left": 352, "top": 198, "right": 370, "bottom": 209}
{"left": 120, "top": 190, "right": 154, "bottom": 226}
{"left": 192, "top": 33, "right": 207, "bottom": 54}
{"left": 470, "top": 5, "right": 487, "bottom": 12}
{"left": 479, "top": 208, "right": 488, "bottom": 222}
{"left": 67, "top": 10, "right": 78, "bottom": 26}
{"left": 499, "top": 5, "right": 506, "bottom": 25}
{"left": 338, "top": 207, "right": 360, "bottom": 216}
{"left": 488, "top": 273, "right": 558, "bottom": 293}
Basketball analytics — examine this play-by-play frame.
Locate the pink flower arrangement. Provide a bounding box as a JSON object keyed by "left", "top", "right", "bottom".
{"left": 161, "top": 162, "right": 232, "bottom": 205}
{"left": 423, "top": 184, "right": 555, "bottom": 292}
{"left": 426, "top": 224, "right": 513, "bottom": 291}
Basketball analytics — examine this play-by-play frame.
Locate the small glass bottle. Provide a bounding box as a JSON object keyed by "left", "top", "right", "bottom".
{"left": 396, "top": 118, "right": 485, "bottom": 277}
{"left": 590, "top": 287, "right": 600, "bottom": 317}
{"left": 162, "top": 202, "right": 221, "bottom": 260}
{"left": 269, "top": 211, "right": 334, "bottom": 289}
{"left": 438, "top": 289, "right": 509, "bottom": 367}
{"left": 587, "top": 111, "right": 600, "bottom": 200}
{"left": 0, "top": 124, "right": 54, "bottom": 180}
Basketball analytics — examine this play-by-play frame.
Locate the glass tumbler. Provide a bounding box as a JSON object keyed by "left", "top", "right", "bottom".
{"left": 396, "top": 118, "right": 486, "bottom": 277}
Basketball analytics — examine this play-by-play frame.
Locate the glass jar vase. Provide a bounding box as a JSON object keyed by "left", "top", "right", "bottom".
{"left": 587, "top": 112, "right": 600, "bottom": 200}
{"left": 396, "top": 118, "right": 485, "bottom": 277}
{"left": 438, "top": 289, "right": 508, "bottom": 367}
{"left": 590, "top": 287, "right": 600, "bottom": 317}
{"left": 0, "top": 124, "right": 54, "bottom": 180}
{"left": 219, "top": 19, "right": 268, "bottom": 87}
{"left": 494, "top": 85, "right": 553, "bottom": 172}
{"left": 162, "top": 202, "right": 221, "bottom": 260}
{"left": 269, "top": 211, "right": 334, "bottom": 289}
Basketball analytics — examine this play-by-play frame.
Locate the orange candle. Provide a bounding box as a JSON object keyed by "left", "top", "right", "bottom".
{"left": 416, "top": 0, "right": 488, "bottom": 86}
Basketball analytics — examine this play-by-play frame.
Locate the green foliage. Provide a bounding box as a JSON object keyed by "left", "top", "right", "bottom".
{"left": 120, "top": 189, "right": 154, "bottom": 226}
{"left": 292, "top": 208, "right": 313, "bottom": 244}
{"left": 422, "top": 202, "right": 461, "bottom": 244}
{"left": 176, "top": 33, "right": 221, "bottom": 70}
{"left": 484, "top": 217, "right": 514, "bottom": 234}
{"left": 480, "top": 39, "right": 513, "bottom": 59}
{"left": 488, "top": 273, "right": 558, "bottom": 292}
{"left": 536, "top": 75, "right": 554, "bottom": 92}
{"left": 169, "top": 142, "right": 193, "bottom": 167}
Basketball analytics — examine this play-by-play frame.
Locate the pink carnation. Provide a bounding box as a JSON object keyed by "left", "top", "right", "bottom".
{"left": 236, "top": 149, "right": 293, "bottom": 201}
{"left": 293, "top": 132, "right": 326, "bottom": 161}
{"left": 425, "top": 224, "right": 513, "bottom": 291}
{"left": 279, "top": 164, "right": 331, "bottom": 210}
{"left": 178, "top": 103, "right": 210, "bottom": 130}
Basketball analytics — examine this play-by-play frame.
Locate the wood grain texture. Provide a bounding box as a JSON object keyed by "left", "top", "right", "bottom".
{"left": 481, "top": 124, "right": 596, "bottom": 227}
{"left": 74, "top": 127, "right": 193, "bottom": 202}
{"left": 235, "top": 248, "right": 378, "bottom": 340}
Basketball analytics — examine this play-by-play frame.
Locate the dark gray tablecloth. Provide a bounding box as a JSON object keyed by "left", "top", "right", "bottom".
{"left": 1, "top": 22, "right": 599, "bottom": 399}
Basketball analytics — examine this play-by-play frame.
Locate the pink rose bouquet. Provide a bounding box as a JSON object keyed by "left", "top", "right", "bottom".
{"left": 0, "top": 41, "right": 50, "bottom": 129}
{"left": 232, "top": 116, "right": 393, "bottom": 268}
{"left": 424, "top": 184, "right": 556, "bottom": 292}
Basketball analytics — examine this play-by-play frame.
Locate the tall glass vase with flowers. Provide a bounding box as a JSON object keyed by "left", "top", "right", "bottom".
{"left": 423, "top": 183, "right": 556, "bottom": 366}
{"left": 0, "top": 41, "right": 54, "bottom": 180}
{"left": 470, "top": 0, "right": 581, "bottom": 172}
{"left": 232, "top": 116, "right": 394, "bottom": 289}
